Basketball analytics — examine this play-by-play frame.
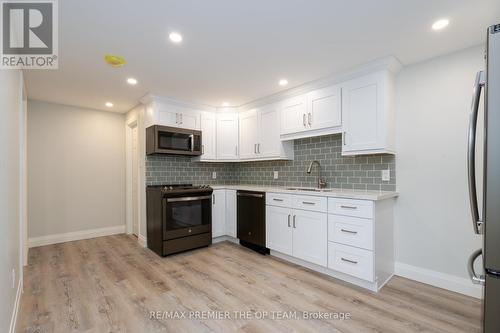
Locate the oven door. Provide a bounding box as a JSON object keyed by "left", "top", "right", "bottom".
{"left": 163, "top": 194, "right": 212, "bottom": 240}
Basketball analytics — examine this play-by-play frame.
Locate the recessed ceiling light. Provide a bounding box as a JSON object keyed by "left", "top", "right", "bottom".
{"left": 105, "top": 102, "right": 114, "bottom": 108}
{"left": 279, "top": 79, "right": 289, "bottom": 86}
{"left": 127, "top": 78, "right": 138, "bottom": 85}
{"left": 169, "top": 32, "right": 183, "bottom": 43}
{"left": 432, "top": 19, "right": 449, "bottom": 30}
{"left": 221, "top": 102, "right": 230, "bottom": 107}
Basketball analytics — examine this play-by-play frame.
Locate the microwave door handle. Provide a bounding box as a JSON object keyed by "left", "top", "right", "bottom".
{"left": 189, "top": 134, "right": 194, "bottom": 152}
{"left": 467, "top": 70, "right": 485, "bottom": 235}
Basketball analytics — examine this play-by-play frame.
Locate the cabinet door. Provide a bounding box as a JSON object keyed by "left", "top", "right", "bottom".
{"left": 307, "top": 85, "right": 342, "bottom": 131}
{"left": 239, "top": 110, "right": 259, "bottom": 159}
{"left": 157, "top": 108, "right": 180, "bottom": 127}
{"left": 258, "top": 105, "right": 280, "bottom": 157}
{"left": 212, "top": 190, "right": 226, "bottom": 237}
{"left": 225, "top": 190, "right": 237, "bottom": 238}
{"left": 342, "top": 74, "right": 383, "bottom": 153}
{"left": 266, "top": 206, "right": 293, "bottom": 255}
{"left": 216, "top": 114, "right": 239, "bottom": 160}
{"left": 178, "top": 111, "right": 200, "bottom": 130}
{"left": 280, "top": 95, "right": 307, "bottom": 135}
{"left": 200, "top": 113, "right": 216, "bottom": 160}
{"left": 292, "top": 210, "right": 327, "bottom": 267}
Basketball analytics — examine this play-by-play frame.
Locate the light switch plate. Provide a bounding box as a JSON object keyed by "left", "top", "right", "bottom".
{"left": 212, "top": 172, "right": 217, "bottom": 179}
{"left": 381, "top": 169, "right": 390, "bottom": 181}
{"left": 273, "top": 171, "right": 279, "bottom": 179}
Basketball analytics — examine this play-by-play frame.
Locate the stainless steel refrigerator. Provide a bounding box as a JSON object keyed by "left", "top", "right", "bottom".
{"left": 468, "top": 23, "right": 500, "bottom": 333}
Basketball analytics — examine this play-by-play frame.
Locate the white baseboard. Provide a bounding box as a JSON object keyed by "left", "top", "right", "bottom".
{"left": 9, "top": 278, "right": 22, "bottom": 333}
{"left": 212, "top": 235, "right": 239, "bottom": 244}
{"left": 395, "top": 262, "right": 483, "bottom": 299}
{"left": 138, "top": 234, "right": 147, "bottom": 247}
{"left": 28, "top": 225, "right": 126, "bottom": 248}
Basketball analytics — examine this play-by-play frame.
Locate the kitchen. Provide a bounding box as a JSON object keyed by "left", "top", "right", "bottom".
{"left": 0, "top": 1, "right": 499, "bottom": 332}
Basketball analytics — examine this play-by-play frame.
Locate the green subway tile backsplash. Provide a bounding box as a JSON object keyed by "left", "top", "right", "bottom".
{"left": 146, "top": 134, "right": 396, "bottom": 191}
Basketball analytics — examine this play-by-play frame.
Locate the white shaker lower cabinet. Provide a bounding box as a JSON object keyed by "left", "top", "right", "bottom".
{"left": 266, "top": 205, "right": 293, "bottom": 255}
{"left": 266, "top": 192, "right": 394, "bottom": 292}
{"left": 225, "top": 190, "right": 237, "bottom": 238}
{"left": 292, "top": 209, "right": 328, "bottom": 266}
{"left": 212, "top": 190, "right": 226, "bottom": 237}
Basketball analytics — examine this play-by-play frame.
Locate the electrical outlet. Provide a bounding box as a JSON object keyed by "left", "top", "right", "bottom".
{"left": 273, "top": 171, "right": 279, "bottom": 179}
{"left": 212, "top": 172, "right": 217, "bottom": 179}
{"left": 381, "top": 169, "right": 390, "bottom": 182}
{"left": 11, "top": 269, "right": 15, "bottom": 289}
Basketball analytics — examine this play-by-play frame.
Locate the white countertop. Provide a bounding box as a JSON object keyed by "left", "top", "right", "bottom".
{"left": 210, "top": 185, "right": 398, "bottom": 201}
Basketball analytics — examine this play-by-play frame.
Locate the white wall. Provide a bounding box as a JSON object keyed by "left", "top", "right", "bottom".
{"left": 395, "top": 45, "right": 484, "bottom": 297}
{"left": 28, "top": 100, "right": 126, "bottom": 241}
{"left": 0, "top": 70, "right": 23, "bottom": 332}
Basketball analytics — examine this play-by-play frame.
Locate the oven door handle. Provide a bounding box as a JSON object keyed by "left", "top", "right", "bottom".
{"left": 166, "top": 195, "right": 212, "bottom": 203}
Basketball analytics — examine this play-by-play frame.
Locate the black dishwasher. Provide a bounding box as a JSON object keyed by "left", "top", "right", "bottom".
{"left": 237, "top": 190, "right": 269, "bottom": 254}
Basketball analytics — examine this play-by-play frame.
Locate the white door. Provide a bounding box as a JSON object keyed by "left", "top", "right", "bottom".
{"left": 216, "top": 113, "right": 239, "bottom": 160}
{"left": 280, "top": 95, "right": 307, "bottom": 135}
{"left": 342, "top": 73, "right": 382, "bottom": 152}
{"left": 239, "top": 110, "right": 259, "bottom": 159}
{"left": 307, "top": 85, "right": 342, "bottom": 131}
{"left": 132, "top": 125, "right": 139, "bottom": 236}
{"left": 292, "top": 209, "right": 327, "bottom": 267}
{"left": 258, "top": 105, "right": 280, "bottom": 157}
{"left": 225, "top": 190, "right": 237, "bottom": 238}
{"left": 212, "top": 190, "right": 226, "bottom": 237}
{"left": 157, "top": 108, "right": 180, "bottom": 127}
{"left": 266, "top": 205, "right": 293, "bottom": 255}
{"left": 200, "top": 113, "right": 216, "bottom": 160}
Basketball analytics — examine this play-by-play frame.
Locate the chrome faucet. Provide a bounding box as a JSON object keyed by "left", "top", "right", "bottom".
{"left": 307, "top": 160, "right": 327, "bottom": 189}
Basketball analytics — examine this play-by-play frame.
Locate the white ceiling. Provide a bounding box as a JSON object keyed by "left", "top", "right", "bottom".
{"left": 25, "top": 0, "right": 500, "bottom": 113}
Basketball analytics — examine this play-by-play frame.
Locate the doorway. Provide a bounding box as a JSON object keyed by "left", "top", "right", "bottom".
{"left": 131, "top": 124, "right": 139, "bottom": 236}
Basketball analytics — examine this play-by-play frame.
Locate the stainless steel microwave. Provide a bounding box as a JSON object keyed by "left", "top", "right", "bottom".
{"left": 146, "top": 125, "right": 202, "bottom": 156}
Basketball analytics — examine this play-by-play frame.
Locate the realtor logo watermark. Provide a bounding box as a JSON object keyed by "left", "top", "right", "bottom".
{"left": 1, "top": 0, "right": 58, "bottom": 69}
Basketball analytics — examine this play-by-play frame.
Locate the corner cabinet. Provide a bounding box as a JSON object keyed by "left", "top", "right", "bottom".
{"left": 239, "top": 104, "right": 294, "bottom": 161}
{"left": 212, "top": 190, "right": 226, "bottom": 238}
{"left": 195, "top": 112, "right": 217, "bottom": 161}
{"left": 341, "top": 70, "right": 395, "bottom": 155}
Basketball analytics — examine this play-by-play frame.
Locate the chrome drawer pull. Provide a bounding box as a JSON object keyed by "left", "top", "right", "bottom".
{"left": 340, "top": 229, "right": 358, "bottom": 235}
{"left": 273, "top": 198, "right": 284, "bottom": 202}
{"left": 340, "top": 205, "right": 357, "bottom": 209}
{"left": 341, "top": 257, "right": 358, "bottom": 265}
{"left": 302, "top": 201, "right": 315, "bottom": 205}
{"left": 287, "top": 214, "right": 291, "bottom": 228}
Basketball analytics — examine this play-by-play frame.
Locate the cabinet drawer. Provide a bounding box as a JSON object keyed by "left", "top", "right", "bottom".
{"left": 328, "top": 215, "right": 373, "bottom": 250}
{"left": 328, "top": 242, "right": 374, "bottom": 282}
{"left": 292, "top": 195, "right": 327, "bottom": 212}
{"left": 328, "top": 198, "right": 373, "bottom": 218}
{"left": 266, "top": 192, "right": 292, "bottom": 207}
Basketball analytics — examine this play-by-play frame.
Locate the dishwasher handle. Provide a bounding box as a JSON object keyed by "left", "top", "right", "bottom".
{"left": 237, "top": 192, "right": 264, "bottom": 198}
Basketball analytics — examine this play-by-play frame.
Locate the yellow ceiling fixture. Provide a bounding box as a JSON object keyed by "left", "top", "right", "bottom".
{"left": 104, "top": 54, "right": 126, "bottom": 68}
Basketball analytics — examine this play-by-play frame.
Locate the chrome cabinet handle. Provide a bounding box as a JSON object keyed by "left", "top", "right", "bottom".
{"left": 468, "top": 70, "right": 485, "bottom": 235}
{"left": 303, "top": 114, "right": 306, "bottom": 127}
{"left": 254, "top": 143, "right": 257, "bottom": 154}
{"left": 293, "top": 215, "right": 296, "bottom": 228}
{"left": 343, "top": 131, "right": 347, "bottom": 145}
{"left": 175, "top": 113, "right": 179, "bottom": 124}
{"left": 287, "top": 214, "right": 291, "bottom": 227}
{"left": 341, "top": 257, "right": 358, "bottom": 265}
{"left": 340, "top": 205, "right": 357, "bottom": 209}
{"left": 257, "top": 143, "right": 260, "bottom": 154}
{"left": 302, "top": 201, "right": 315, "bottom": 205}
{"left": 180, "top": 113, "right": 183, "bottom": 124}
{"left": 213, "top": 194, "right": 215, "bottom": 205}
{"left": 308, "top": 113, "right": 312, "bottom": 126}
{"left": 468, "top": 249, "right": 485, "bottom": 285}
{"left": 273, "top": 198, "right": 284, "bottom": 202}
{"left": 340, "top": 229, "right": 358, "bottom": 235}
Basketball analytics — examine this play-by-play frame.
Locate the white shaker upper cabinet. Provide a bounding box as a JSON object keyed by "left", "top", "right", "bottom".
{"left": 239, "top": 109, "right": 259, "bottom": 159}
{"left": 280, "top": 95, "right": 308, "bottom": 135}
{"left": 258, "top": 104, "right": 283, "bottom": 158}
{"left": 156, "top": 106, "right": 200, "bottom": 130}
{"left": 306, "top": 85, "right": 342, "bottom": 131}
{"left": 198, "top": 112, "right": 217, "bottom": 161}
{"left": 216, "top": 113, "right": 239, "bottom": 160}
{"left": 341, "top": 71, "right": 395, "bottom": 155}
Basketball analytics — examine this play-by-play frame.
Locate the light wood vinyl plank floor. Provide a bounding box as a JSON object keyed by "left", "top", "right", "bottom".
{"left": 16, "top": 234, "right": 482, "bottom": 333}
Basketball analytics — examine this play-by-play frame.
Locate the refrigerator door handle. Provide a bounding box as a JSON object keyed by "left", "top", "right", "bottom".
{"left": 468, "top": 248, "right": 485, "bottom": 285}
{"left": 467, "top": 70, "right": 485, "bottom": 235}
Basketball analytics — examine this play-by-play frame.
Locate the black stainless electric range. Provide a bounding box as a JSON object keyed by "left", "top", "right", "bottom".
{"left": 146, "top": 184, "right": 213, "bottom": 256}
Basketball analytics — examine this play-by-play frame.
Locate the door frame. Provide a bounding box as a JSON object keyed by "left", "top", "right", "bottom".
{"left": 126, "top": 118, "right": 139, "bottom": 237}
